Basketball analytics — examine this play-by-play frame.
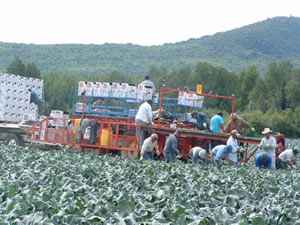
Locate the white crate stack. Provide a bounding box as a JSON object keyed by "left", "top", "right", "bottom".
{"left": 78, "top": 81, "right": 154, "bottom": 102}
{"left": 0, "top": 73, "right": 43, "bottom": 122}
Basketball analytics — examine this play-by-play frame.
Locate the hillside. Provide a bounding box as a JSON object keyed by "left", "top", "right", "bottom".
{"left": 0, "top": 16, "right": 300, "bottom": 75}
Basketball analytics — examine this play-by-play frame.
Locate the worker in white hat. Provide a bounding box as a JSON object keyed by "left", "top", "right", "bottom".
{"left": 257, "top": 128, "right": 276, "bottom": 169}
{"left": 226, "top": 129, "right": 241, "bottom": 165}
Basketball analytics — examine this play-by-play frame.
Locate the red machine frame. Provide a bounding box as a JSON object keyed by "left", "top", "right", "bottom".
{"left": 158, "top": 87, "right": 237, "bottom": 115}
{"left": 28, "top": 87, "right": 260, "bottom": 162}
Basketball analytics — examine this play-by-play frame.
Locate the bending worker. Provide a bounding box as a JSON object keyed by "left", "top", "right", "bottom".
{"left": 163, "top": 129, "right": 180, "bottom": 162}
{"left": 212, "top": 144, "right": 233, "bottom": 167}
{"left": 256, "top": 128, "right": 276, "bottom": 169}
{"left": 277, "top": 147, "right": 298, "bottom": 169}
{"left": 190, "top": 146, "right": 208, "bottom": 164}
{"left": 140, "top": 133, "right": 159, "bottom": 160}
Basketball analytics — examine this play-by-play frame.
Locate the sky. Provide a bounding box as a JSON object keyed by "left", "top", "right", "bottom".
{"left": 0, "top": 0, "right": 300, "bottom": 46}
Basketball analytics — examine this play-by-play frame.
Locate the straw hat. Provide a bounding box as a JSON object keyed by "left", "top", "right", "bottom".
{"left": 230, "top": 129, "right": 240, "bottom": 136}
{"left": 262, "top": 128, "right": 272, "bottom": 135}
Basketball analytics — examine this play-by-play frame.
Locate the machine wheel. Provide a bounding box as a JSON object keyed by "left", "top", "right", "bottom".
{"left": 6, "top": 134, "right": 24, "bottom": 146}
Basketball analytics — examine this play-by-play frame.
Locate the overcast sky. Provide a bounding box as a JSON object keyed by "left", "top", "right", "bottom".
{"left": 0, "top": 0, "right": 299, "bottom": 46}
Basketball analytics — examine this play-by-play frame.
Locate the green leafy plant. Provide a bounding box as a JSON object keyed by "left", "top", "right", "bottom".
{"left": 0, "top": 146, "right": 299, "bottom": 224}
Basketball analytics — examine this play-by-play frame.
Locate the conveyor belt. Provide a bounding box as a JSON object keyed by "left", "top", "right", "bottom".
{"left": 152, "top": 125, "right": 261, "bottom": 144}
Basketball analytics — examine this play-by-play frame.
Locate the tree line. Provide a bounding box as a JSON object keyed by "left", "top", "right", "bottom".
{"left": 4, "top": 57, "right": 300, "bottom": 137}
{"left": 6, "top": 57, "right": 41, "bottom": 78}
{"left": 147, "top": 61, "right": 300, "bottom": 112}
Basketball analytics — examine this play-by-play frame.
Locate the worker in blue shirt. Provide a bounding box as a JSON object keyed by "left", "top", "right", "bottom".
{"left": 212, "top": 144, "right": 233, "bottom": 167}
{"left": 210, "top": 112, "right": 224, "bottom": 134}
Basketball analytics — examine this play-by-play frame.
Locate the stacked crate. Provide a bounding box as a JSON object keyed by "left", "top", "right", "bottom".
{"left": 78, "top": 81, "right": 154, "bottom": 101}
{"left": 0, "top": 73, "right": 43, "bottom": 122}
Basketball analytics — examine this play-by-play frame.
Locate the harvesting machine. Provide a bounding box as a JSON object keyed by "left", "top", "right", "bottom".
{"left": 0, "top": 75, "right": 268, "bottom": 162}
{"left": 28, "top": 80, "right": 263, "bottom": 162}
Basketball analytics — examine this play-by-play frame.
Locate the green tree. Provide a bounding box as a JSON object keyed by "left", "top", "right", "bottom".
{"left": 6, "top": 56, "right": 26, "bottom": 76}
{"left": 238, "top": 65, "right": 259, "bottom": 110}
{"left": 6, "top": 57, "right": 41, "bottom": 78}
{"left": 26, "top": 63, "right": 41, "bottom": 78}
{"left": 43, "top": 73, "right": 79, "bottom": 112}
{"left": 248, "top": 78, "right": 269, "bottom": 112}
{"left": 286, "top": 69, "right": 300, "bottom": 108}
{"left": 148, "top": 66, "right": 169, "bottom": 88}
{"left": 265, "top": 61, "right": 292, "bottom": 110}
{"left": 190, "top": 62, "right": 239, "bottom": 110}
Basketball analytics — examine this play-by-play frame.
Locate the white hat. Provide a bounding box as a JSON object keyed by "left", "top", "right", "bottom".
{"left": 262, "top": 128, "right": 272, "bottom": 135}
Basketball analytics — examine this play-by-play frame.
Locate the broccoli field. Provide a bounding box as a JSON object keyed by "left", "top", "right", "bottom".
{"left": 0, "top": 146, "right": 300, "bottom": 225}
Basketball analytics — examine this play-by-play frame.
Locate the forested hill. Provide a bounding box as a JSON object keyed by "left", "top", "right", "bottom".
{"left": 1, "top": 16, "right": 300, "bottom": 75}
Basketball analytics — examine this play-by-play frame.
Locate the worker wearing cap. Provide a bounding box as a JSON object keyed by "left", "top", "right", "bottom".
{"left": 212, "top": 144, "right": 233, "bottom": 166}
{"left": 190, "top": 146, "right": 208, "bottom": 164}
{"left": 257, "top": 128, "right": 277, "bottom": 169}
{"left": 277, "top": 148, "right": 298, "bottom": 169}
{"left": 140, "top": 133, "right": 159, "bottom": 160}
{"left": 135, "top": 99, "right": 155, "bottom": 150}
{"left": 226, "top": 129, "right": 240, "bottom": 165}
{"left": 163, "top": 129, "right": 180, "bottom": 162}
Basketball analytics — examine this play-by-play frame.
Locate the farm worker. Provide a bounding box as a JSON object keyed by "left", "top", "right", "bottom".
{"left": 135, "top": 100, "right": 160, "bottom": 150}
{"left": 210, "top": 112, "right": 224, "bottom": 134}
{"left": 226, "top": 129, "right": 240, "bottom": 165}
{"left": 275, "top": 133, "right": 285, "bottom": 158}
{"left": 185, "top": 112, "right": 198, "bottom": 128}
{"left": 190, "top": 146, "right": 208, "bottom": 164}
{"left": 212, "top": 144, "right": 233, "bottom": 166}
{"left": 89, "top": 119, "right": 98, "bottom": 144}
{"left": 29, "top": 89, "right": 42, "bottom": 114}
{"left": 140, "top": 133, "right": 159, "bottom": 160}
{"left": 139, "top": 75, "right": 156, "bottom": 94}
{"left": 277, "top": 148, "right": 298, "bottom": 169}
{"left": 224, "top": 113, "right": 253, "bottom": 135}
{"left": 255, "top": 152, "right": 272, "bottom": 169}
{"left": 257, "top": 128, "right": 276, "bottom": 169}
{"left": 77, "top": 118, "right": 91, "bottom": 143}
{"left": 164, "top": 129, "right": 180, "bottom": 162}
